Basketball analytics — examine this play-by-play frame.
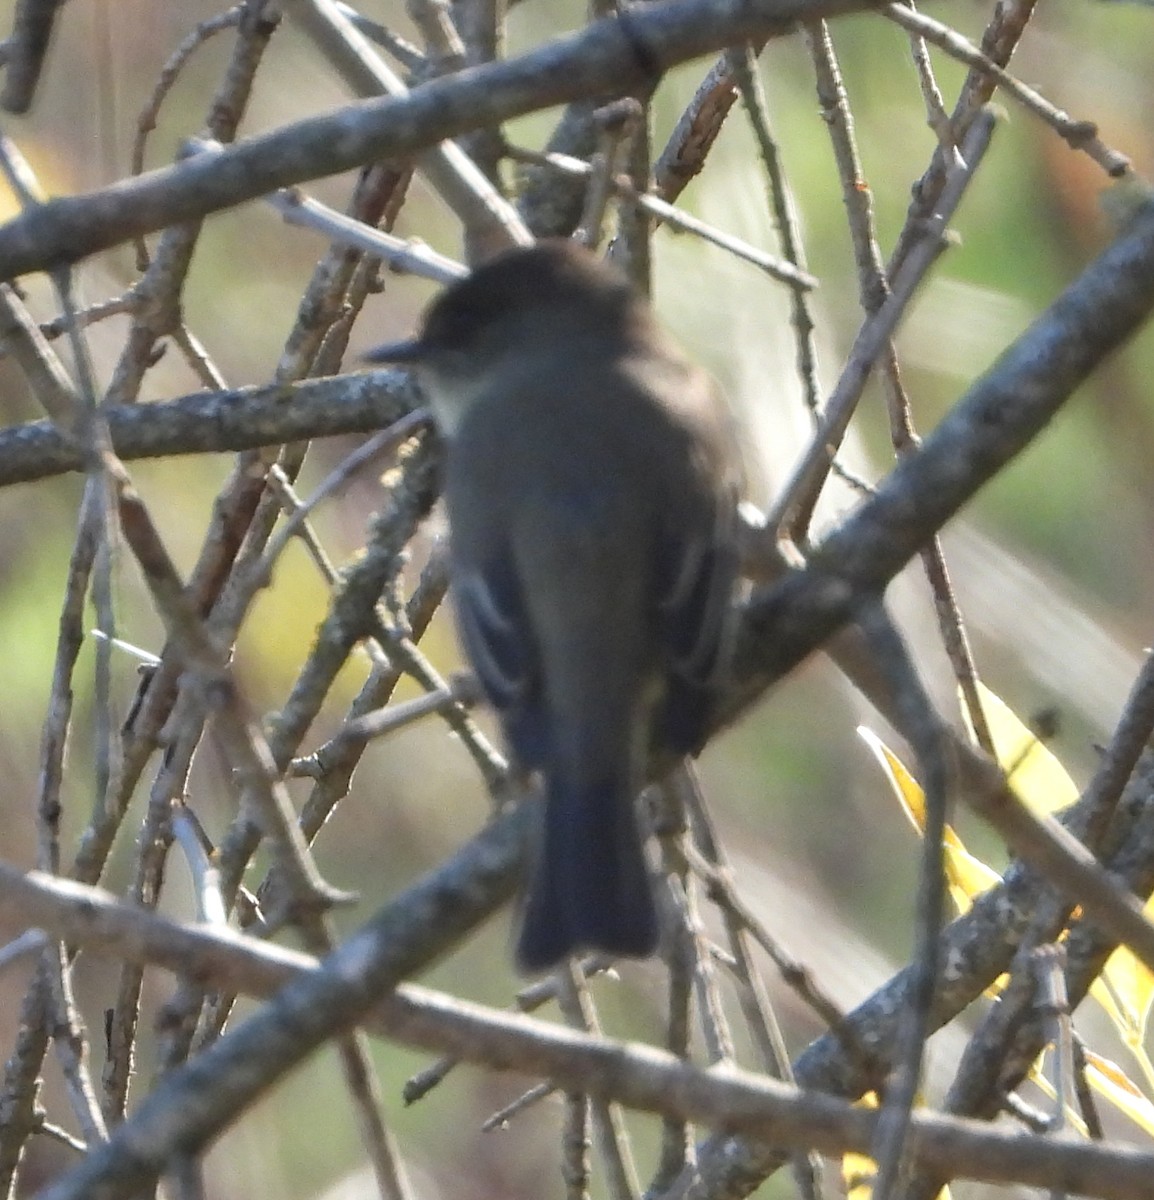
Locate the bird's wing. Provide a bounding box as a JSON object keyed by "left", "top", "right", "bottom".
{"left": 453, "top": 559, "right": 547, "bottom": 769}
{"left": 654, "top": 489, "right": 741, "bottom": 754}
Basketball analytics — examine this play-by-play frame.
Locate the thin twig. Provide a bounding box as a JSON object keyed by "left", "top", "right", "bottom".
{"left": 261, "top": 182, "right": 468, "bottom": 283}
{"left": 883, "top": 4, "right": 1131, "bottom": 179}
{"left": 0, "top": 930, "right": 49, "bottom": 976}
{"left": 171, "top": 806, "right": 228, "bottom": 927}
{"left": 766, "top": 109, "right": 997, "bottom": 539}
{"left": 507, "top": 145, "right": 817, "bottom": 289}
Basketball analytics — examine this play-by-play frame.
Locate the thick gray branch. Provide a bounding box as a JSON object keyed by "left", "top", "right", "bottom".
{"left": 8, "top": 861, "right": 1154, "bottom": 1200}
{"left": 0, "top": 370, "right": 417, "bottom": 487}
{"left": 732, "top": 201, "right": 1154, "bottom": 701}
{"left": 0, "top": 0, "right": 885, "bottom": 280}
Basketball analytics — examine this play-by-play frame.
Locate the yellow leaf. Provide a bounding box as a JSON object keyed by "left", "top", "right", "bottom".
{"left": 841, "top": 1094, "right": 951, "bottom": 1200}
{"left": 858, "top": 728, "right": 958, "bottom": 846}
{"left": 1090, "top": 972, "right": 1135, "bottom": 1045}
{"left": 963, "top": 688, "right": 1154, "bottom": 1060}
{"left": 942, "top": 843, "right": 1002, "bottom": 914}
{"left": 963, "top": 684, "right": 1078, "bottom": 815}
{"left": 1096, "top": 889, "right": 1154, "bottom": 1051}
{"left": 1083, "top": 1050, "right": 1154, "bottom": 1136}
{"left": 1097, "top": 955, "right": 1148, "bottom": 1046}
{"left": 866, "top": 697, "right": 1154, "bottom": 1105}
{"left": 859, "top": 726, "right": 1007, "bottom": 997}
{"left": 843, "top": 1147, "right": 875, "bottom": 1200}
{"left": 843, "top": 1095, "right": 876, "bottom": 1200}
{"left": 858, "top": 727, "right": 999, "bottom": 912}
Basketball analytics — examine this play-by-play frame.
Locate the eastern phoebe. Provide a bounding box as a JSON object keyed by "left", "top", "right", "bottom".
{"left": 365, "top": 241, "right": 742, "bottom": 971}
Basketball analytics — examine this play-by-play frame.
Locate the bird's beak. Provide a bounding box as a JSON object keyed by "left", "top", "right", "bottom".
{"left": 362, "top": 338, "right": 426, "bottom": 364}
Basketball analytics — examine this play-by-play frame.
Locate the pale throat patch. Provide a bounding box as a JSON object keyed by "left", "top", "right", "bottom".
{"left": 415, "top": 365, "right": 493, "bottom": 437}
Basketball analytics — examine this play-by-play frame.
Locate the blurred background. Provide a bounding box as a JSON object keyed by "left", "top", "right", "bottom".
{"left": 0, "top": 0, "right": 1152, "bottom": 1195}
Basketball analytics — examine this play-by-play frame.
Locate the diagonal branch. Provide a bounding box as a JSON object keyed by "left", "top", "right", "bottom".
{"left": 0, "top": 0, "right": 889, "bottom": 280}
{"left": 734, "top": 199, "right": 1154, "bottom": 703}
{"left": 4, "top": 840, "right": 1154, "bottom": 1200}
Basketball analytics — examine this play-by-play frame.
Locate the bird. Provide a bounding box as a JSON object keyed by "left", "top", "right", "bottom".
{"left": 364, "top": 240, "right": 743, "bottom": 971}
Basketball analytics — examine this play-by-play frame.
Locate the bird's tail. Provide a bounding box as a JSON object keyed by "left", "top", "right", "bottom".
{"left": 516, "top": 773, "right": 659, "bottom": 972}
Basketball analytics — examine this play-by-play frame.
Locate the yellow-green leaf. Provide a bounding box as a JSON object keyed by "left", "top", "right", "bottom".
{"left": 1084, "top": 1050, "right": 1154, "bottom": 1136}
{"left": 841, "top": 1093, "right": 951, "bottom": 1199}
{"left": 963, "top": 683, "right": 1078, "bottom": 815}
{"left": 858, "top": 726, "right": 999, "bottom": 912}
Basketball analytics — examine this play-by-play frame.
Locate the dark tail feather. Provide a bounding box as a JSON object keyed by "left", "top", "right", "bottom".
{"left": 516, "top": 777, "right": 658, "bottom": 972}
